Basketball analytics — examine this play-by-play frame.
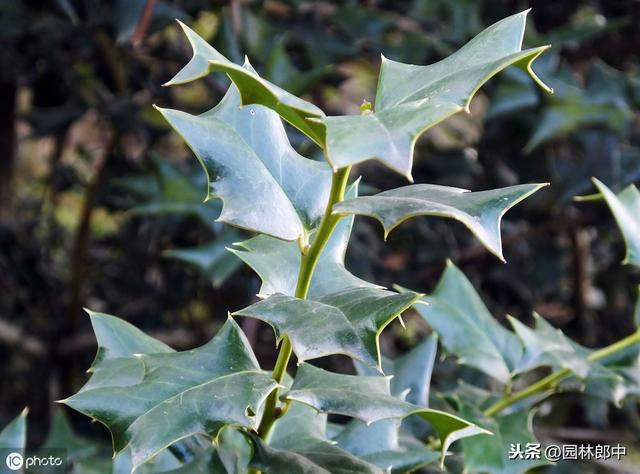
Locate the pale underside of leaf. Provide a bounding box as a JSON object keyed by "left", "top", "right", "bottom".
{"left": 234, "top": 288, "right": 421, "bottom": 369}
{"left": 592, "top": 178, "right": 640, "bottom": 266}
{"left": 334, "top": 183, "right": 548, "bottom": 261}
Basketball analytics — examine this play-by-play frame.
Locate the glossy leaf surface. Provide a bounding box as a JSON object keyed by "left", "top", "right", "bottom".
{"left": 157, "top": 78, "right": 331, "bottom": 242}
{"left": 251, "top": 402, "right": 383, "bottom": 474}
{"left": 334, "top": 183, "right": 546, "bottom": 260}
{"left": 235, "top": 287, "right": 420, "bottom": 368}
{"left": 284, "top": 364, "right": 490, "bottom": 465}
{"left": 230, "top": 183, "right": 377, "bottom": 298}
{"left": 166, "top": 21, "right": 326, "bottom": 146}
{"left": 62, "top": 314, "right": 278, "bottom": 470}
{"left": 323, "top": 10, "right": 551, "bottom": 178}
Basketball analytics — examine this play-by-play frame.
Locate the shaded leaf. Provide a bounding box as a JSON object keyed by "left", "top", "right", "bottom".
{"left": 334, "top": 183, "right": 546, "bottom": 260}
{"left": 165, "top": 228, "right": 243, "bottom": 288}
{"left": 509, "top": 313, "right": 592, "bottom": 377}
{"left": 0, "top": 408, "right": 27, "bottom": 450}
{"left": 166, "top": 21, "right": 326, "bottom": 146}
{"left": 593, "top": 178, "right": 640, "bottom": 266}
{"left": 234, "top": 287, "right": 421, "bottom": 369}
{"left": 284, "top": 364, "right": 490, "bottom": 465}
{"left": 128, "top": 157, "right": 220, "bottom": 228}
{"left": 230, "top": 182, "right": 378, "bottom": 298}
{"left": 322, "top": 10, "right": 551, "bottom": 178}
{"left": 412, "top": 261, "right": 522, "bottom": 383}
{"left": 41, "top": 410, "right": 98, "bottom": 462}
{"left": 334, "top": 418, "right": 438, "bottom": 473}
{"left": 157, "top": 75, "right": 331, "bottom": 242}
{"left": 355, "top": 334, "right": 438, "bottom": 437}
{"left": 62, "top": 315, "right": 278, "bottom": 470}
{"left": 251, "top": 402, "right": 383, "bottom": 474}
{"left": 459, "top": 405, "right": 550, "bottom": 474}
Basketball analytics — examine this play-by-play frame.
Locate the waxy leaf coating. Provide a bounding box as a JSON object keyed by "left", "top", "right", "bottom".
{"left": 166, "top": 20, "right": 326, "bottom": 146}
{"left": 234, "top": 287, "right": 421, "bottom": 369}
{"left": 334, "top": 183, "right": 547, "bottom": 261}
{"left": 284, "top": 364, "right": 490, "bottom": 465}
{"left": 157, "top": 76, "right": 331, "bottom": 242}
{"left": 593, "top": 178, "right": 640, "bottom": 266}
{"left": 250, "top": 402, "right": 382, "bottom": 474}
{"left": 230, "top": 182, "right": 378, "bottom": 298}
{"left": 412, "top": 261, "right": 522, "bottom": 383}
{"left": 61, "top": 313, "right": 278, "bottom": 470}
{"left": 322, "top": 10, "right": 551, "bottom": 178}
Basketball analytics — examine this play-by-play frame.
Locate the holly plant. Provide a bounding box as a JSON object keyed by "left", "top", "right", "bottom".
{"left": 39, "top": 10, "right": 639, "bottom": 473}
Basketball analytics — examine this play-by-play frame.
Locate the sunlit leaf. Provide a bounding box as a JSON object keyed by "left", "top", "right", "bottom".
{"left": 235, "top": 287, "right": 420, "bottom": 368}
{"left": 229, "top": 182, "right": 378, "bottom": 298}
{"left": 166, "top": 21, "right": 326, "bottom": 146}
{"left": 157, "top": 76, "right": 331, "bottom": 242}
{"left": 334, "top": 183, "right": 546, "bottom": 260}
{"left": 322, "top": 10, "right": 551, "bottom": 178}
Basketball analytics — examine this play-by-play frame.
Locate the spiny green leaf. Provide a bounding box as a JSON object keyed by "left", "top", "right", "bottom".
{"left": 215, "top": 426, "right": 252, "bottom": 474}
{"left": 334, "top": 183, "right": 547, "bottom": 261}
{"left": 41, "top": 410, "right": 99, "bottom": 462}
{"left": 229, "top": 182, "right": 378, "bottom": 298}
{"left": 459, "top": 405, "right": 550, "bottom": 474}
{"left": 127, "top": 157, "right": 220, "bottom": 227}
{"left": 334, "top": 418, "right": 438, "bottom": 473}
{"left": 0, "top": 408, "right": 27, "bottom": 450}
{"left": 509, "top": 313, "right": 592, "bottom": 377}
{"left": 157, "top": 76, "right": 331, "bottom": 242}
{"left": 355, "top": 334, "right": 438, "bottom": 438}
{"left": 166, "top": 20, "right": 326, "bottom": 146}
{"left": 592, "top": 178, "right": 640, "bottom": 266}
{"left": 251, "top": 402, "right": 383, "bottom": 474}
{"left": 322, "top": 10, "right": 551, "bottom": 178}
{"left": 164, "top": 228, "right": 243, "bottom": 288}
{"left": 412, "top": 261, "right": 522, "bottom": 384}
{"left": 525, "top": 61, "right": 632, "bottom": 152}
{"left": 234, "top": 287, "right": 421, "bottom": 369}
{"left": 284, "top": 364, "right": 490, "bottom": 466}
{"left": 62, "top": 315, "right": 278, "bottom": 470}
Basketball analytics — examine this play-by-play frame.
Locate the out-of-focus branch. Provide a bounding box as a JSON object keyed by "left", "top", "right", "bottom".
{"left": 131, "top": 0, "right": 157, "bottom": 48}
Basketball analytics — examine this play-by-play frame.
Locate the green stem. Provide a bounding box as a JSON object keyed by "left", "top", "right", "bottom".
{"left": 483, "top": 329, "right": 640, "bottom": 417}
{"left": 257, "top": 165, "right": 352, "bottom": 440}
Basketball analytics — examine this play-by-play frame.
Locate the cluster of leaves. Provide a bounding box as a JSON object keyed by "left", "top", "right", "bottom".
{"left": 11, "top": 9, "right": 627, "bottom": 473}
{"left": 3, "top": 3, "right": 640, "bottom": 474}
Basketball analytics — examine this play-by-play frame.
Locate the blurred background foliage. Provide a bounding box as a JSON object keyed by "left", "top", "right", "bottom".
{"left": 0, "top": 0, "right": 639, "bottom": 471}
